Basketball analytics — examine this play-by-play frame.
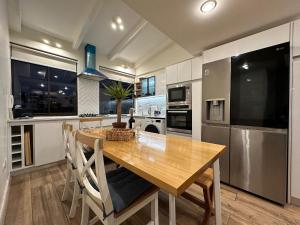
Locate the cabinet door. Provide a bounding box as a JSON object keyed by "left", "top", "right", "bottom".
{"left": 166, "top": 64, "right": 178, "bottom": 85}
{"left": 192, "top": 80, "right": 202, "bottom": 140}
{"left": 155, "top": 70, "right": 166, "bottom": 96}
{"left": 192, "top": 57, "right": 203, "bottom": 80}
{"left": 35, "top": 121, "right": 65, "bottom": 166}
{"left": 141, "top": 78, "right": 148, "bottom": 97}
{"left": 148, "top": 76, "right": 155, "bottom": 96}
{"left": 178, "top": 60, "right": 192, "bottom": 83}
{"left": 293, "top": 19, "right": 300, "bottom": 57}
{"left": 292, "top": 58, "right": 300, "bottom": 199}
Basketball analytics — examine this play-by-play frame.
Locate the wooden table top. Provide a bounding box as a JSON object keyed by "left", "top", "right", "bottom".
{"left": 80, "top": 129, "right": 225, "bottom": 197}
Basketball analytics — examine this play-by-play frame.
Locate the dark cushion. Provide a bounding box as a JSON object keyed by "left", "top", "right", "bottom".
{"left": 90, "top": 167, "right": 154, "bottom": 213}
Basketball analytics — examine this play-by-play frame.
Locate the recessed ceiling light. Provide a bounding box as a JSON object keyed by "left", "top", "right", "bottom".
{"left": 111, "top": 22, "right": 117, "bottom": 30}
{"left": 116, "top": 17, "right": 122, "bottom": 24}
{"left": 43, "top": 39, "right": 50, "bottom": 44}
{"left": 119, "top": 24, "right": 124, "bottom": 31}
{"left": 55, "top": 43, "right": 62, "bottom": 48}
{"left": 200, "top": 0, "right": 217, "bottom": 13}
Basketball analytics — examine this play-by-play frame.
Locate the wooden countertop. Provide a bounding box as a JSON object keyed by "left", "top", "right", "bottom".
{"left": 80, "top": 129, "right": 225, "bottom": 196}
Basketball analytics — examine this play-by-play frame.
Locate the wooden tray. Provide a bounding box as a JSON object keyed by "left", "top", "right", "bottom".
{"left": 106, "top": 128, "right": 135, "bottom": 141}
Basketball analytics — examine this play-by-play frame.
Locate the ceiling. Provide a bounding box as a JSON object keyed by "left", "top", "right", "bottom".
{"left": 123, "top": 0, "right": 300, "bottom": 55}
{"left": 8, "top": 0, "right": 173, "bottom": 69}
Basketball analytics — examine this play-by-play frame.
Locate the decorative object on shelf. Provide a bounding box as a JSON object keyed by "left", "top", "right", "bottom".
{"left": 106, "top": 128, "right": 135, "bottom": 141}
{"left": 103, "top": 81, "right": 132, "bottom": 128}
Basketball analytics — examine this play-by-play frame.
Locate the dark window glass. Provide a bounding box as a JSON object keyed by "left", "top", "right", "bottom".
{"left": 231, "top": 42, "right": 290, "bottom": 128}
{"left": 99, "top": 79, "right": 133, "bottom": 114}
{"left": 140, "top": 76, "right": 155, "bottom": 97}
{"left": 49, "top": 68, "right": 77, "bottom": 114}
{"left": 12, "top": 60, "right": 77, "bottom": 117}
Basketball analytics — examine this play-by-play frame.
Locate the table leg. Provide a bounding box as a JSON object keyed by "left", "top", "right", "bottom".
{"left": 169, "top": 193, "right": 176, "bottom": 225}
{"left": 213, "top": 159, "right": 222, "bottom": 225}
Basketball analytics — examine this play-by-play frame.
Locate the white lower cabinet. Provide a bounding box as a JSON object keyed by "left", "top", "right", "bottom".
{"left": 35, "top": 120, "right": 79, "bottom": 166}
{"left": 192, "top": 80, "right": 202, "bottom": 140}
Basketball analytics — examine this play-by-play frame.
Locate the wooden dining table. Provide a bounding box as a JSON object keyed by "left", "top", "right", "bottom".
{"left": 81, "top": 129, "right": 226, "bottom": 225}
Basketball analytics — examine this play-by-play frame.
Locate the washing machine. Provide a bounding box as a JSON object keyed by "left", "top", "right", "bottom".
{"left": 142, "top": 118, "right": 166, "bottom": 134}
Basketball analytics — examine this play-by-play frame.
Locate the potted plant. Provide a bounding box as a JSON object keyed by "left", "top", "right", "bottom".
{"left": 103, "top": 81, "right": 133, "bottom": 129}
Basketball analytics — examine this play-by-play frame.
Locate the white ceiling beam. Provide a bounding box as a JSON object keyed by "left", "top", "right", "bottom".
{"left": 72, "top": 0, "right": 104, "bottom": 49}
{"left": 108, "top": 19, "right": 148, "bottom": 61}
{"left": 8, "top": 0, "right": 22, "bottom": 32}
{"left": 134, "top": 39, "right": 173, "bottom": 68}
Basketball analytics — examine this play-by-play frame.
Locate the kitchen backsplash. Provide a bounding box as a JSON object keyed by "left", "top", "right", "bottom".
{"left": 78, "top": 78, "right": 99, "bottom": 115}
{"left": 135, "top": 95, "right": 166, "bottom": 117}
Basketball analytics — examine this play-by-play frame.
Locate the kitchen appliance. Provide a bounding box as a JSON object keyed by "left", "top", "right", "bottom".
{"left": 202, "top": 58, "right": 231, "bottom": 183}
{"left": 78, "top": 44, "right": 107, "bottom": 81}
{"left": 201, "top": 42, "right": 290, "bottom": 204}
{"left": 142, "top": 118, "right": 166, "bottom": 134}
{"left": 167, "top": 108, "right": 192, "bottom": 134}
{"left": 167, "top": 82, "right": 192, "bottom": 107}
{"left": 230, "top": 42, "right": 289, "bottom": 204}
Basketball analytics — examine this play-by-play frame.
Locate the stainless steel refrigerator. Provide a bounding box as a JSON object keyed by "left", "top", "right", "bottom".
{"left": 201, "top": 42, "right": 289, "bottom": 204}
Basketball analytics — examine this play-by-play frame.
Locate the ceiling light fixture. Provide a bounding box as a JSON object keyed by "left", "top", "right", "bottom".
{"left": 43, "top": 39, "right": 50, "bottom": 44}
{"left": 200, "top": 0, "right": 217, "bottom": 13}
{"left": 111, "top": 22, "right": 117, "bottom": 30}
{"left": 116, "top": 17, "right": 122, "bottom": 24}
{"left": 55, "top": 43, "right": 62, "bottom": 48}
{"left": 119, "top": 24, "right": 124, "bottom": 31}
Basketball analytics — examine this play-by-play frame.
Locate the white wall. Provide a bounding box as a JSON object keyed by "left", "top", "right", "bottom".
{"left": 136, "top": 43, "right": 193, "bottom": 75}
{"left": 0, "top": 0, "right": 11, "bottom": 223}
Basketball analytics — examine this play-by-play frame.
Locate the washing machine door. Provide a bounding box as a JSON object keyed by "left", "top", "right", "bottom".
{"left": 145, "top": 124, "right": 160, "bottom": 133}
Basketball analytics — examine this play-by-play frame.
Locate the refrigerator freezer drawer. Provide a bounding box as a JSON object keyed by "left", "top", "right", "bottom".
{"left": 230, "top": 127, "right": 288, "bottom": 204}
{"left": 202, "top": 124, "right": 230, "bottom": 183}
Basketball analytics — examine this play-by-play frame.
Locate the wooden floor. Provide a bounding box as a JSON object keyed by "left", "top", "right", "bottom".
{"left": 4, "top": 164, "right": 300, "bottom": 225}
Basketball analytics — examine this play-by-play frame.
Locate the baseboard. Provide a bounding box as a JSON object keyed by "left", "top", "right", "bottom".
{"left": 0, "top": 175, "right": 11, "bottom": 225}
{"left": 291, "top": 197, "right": 300, "bottom": 206}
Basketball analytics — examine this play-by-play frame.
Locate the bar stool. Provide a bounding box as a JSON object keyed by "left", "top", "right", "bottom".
{"left": 182, "top": 168, "right": 214, "bottom": 225}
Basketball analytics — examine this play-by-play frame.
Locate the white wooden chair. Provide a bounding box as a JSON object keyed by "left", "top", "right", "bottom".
{"left": 61, "top": 122, "right": 81, "bottom": 218}
{"left": 75, "top": 131, "right": 160, "bottom": 225}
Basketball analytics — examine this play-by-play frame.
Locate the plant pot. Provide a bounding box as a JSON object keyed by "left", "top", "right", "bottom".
{"left": 112, "top": 122, "right": 127, "bottom": 129}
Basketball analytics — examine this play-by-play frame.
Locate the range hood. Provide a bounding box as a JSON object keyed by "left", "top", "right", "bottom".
{"left": 78, "top": 44, "right": 107, "bottom": 81}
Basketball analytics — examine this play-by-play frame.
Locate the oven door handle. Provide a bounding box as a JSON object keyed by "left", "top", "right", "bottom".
{"left": 168, "top": 111, "right": 188, "bottom": 113}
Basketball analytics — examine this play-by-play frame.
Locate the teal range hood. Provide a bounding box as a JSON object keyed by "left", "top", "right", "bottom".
{"left": 78, "top": 44, "right": 107, "bottom": 81}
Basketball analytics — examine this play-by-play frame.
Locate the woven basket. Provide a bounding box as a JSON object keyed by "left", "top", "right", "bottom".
{"left": 106, "top": 128, "right": 135, "bottom": 141}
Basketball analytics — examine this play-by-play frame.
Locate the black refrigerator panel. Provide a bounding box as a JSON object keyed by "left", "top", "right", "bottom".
{"left": 231, "top": 42, "right": 290, "bottom": 129}
{"left": 202, "top": 124, "right": 230, "bottom": 183}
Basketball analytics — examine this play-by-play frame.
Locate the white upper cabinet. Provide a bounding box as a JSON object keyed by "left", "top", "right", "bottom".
{"left": 166, "top": 64, "right": 178, "bottom": 85}
{"left": 178, "top": 59, "right": 192, "bottom": 83}
{"left": 192, "top": 56, "right": 203, "bottom": 80}
{"left": 203, "top": 23, "right": 290, "bottom": 64}
{"left": 293, "top": 19, "right": 300, "bottom": 57}
{"left": 155, "top": 69, "right": 167, "bottom": 96}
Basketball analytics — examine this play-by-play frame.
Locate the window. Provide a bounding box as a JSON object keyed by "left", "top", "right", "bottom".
{"left": 140, "top": 76, "right": 155, "bottom": 97}
{"left": 99, "top": 79, "right": 133, "bottom": 115}
{"left": 12, "top": 60, "right": 77, "bottom": 117}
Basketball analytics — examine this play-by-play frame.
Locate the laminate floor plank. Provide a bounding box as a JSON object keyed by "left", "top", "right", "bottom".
{"left": 4, "top": 164, "right": 300, "bottom": 225}
{"left": 4, "top": 174, "right": 32, "bottom": 225}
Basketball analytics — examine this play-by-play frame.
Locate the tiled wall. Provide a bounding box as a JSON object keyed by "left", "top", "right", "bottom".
{"left": 135, "top": 95, "right": 166, "bottom": 117}
{"left": 78, "top": 78, "right": 100, "bottom": 115}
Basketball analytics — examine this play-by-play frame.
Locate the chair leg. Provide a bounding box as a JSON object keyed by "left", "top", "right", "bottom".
{"left": 69, "top": 180, "right": 80, "bottom": 218}
{"left": 61, "top": 166, "right": 72, "bottom": 201}
{"left": 201, "top": 188, "right": 212, "bottom": 225}
{"left": 81, "top": 190, "right": 90, "bottom": 225}
{"left": 150, "top": 193, "right": 159, "bottom": 225}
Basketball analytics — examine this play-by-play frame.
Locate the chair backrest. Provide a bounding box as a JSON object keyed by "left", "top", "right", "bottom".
{"left": 79, "top": 117, "right": 103, "bottom": 129}
{"left": 75, "top": 131, "right": 114, "bottom": 216}
{"left": 62, "top": 122, "right": 73, "bottom": 155}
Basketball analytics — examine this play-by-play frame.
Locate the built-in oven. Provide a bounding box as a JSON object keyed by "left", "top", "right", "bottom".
{"left": 167, "top": 108, "right": 192, "bottom": 134}
{"left": 167, "top": 82, "right": 192, "bottom": 106}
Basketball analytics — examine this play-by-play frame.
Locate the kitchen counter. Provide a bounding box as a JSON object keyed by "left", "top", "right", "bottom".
{"left": 133, "top": 115, "right": 166, "bottom": 119}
